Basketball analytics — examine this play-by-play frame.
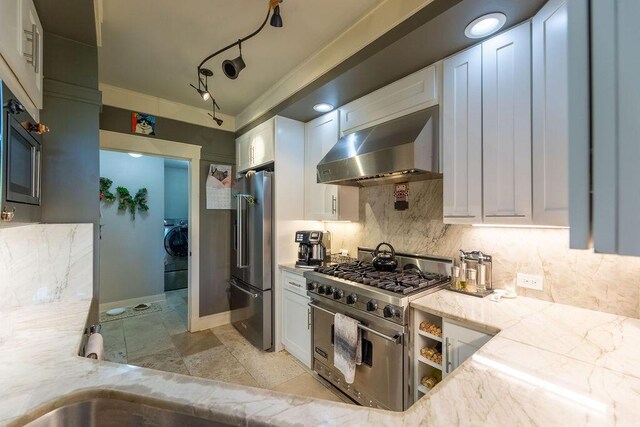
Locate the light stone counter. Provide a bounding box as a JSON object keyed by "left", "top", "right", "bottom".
{"left": 279, "top": 263, "right": 313, "bottom": 276}
{"left": 409, "top": 290, "right": 640, "bottom": 425}
{"left": 3, "top": 221, "right": 639, "bottom": 426}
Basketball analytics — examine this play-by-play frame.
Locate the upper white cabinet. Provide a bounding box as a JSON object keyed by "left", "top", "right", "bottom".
{"left": 304, "top": 111, "right": 358, "bottom": 221}
{"left": 0, "top": 0, "right": 43, "bottom": 111}
{"left": 585, "top": 0, "right": 640, "bottom": 256}
{"left": 442, "top": 45, "right": 482, "bottom": 224}
{"left": 532, "top": 0, "right": 569, "bottom": 227}
{"left": 235, "top": 118, "right": 275, "bottom": 173}
{"left": 442, "top": 318, "right": 492, "bottom": 378}
{"left": 339, "top": 64, "right": 438, "bottom": 135}
{"left": 482, "top": 22, "right": 532, "bottom": 224}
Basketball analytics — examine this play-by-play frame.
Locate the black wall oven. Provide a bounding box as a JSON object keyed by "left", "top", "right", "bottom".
{"left": 1, "top": 82, "right": 42, "bottom": 223}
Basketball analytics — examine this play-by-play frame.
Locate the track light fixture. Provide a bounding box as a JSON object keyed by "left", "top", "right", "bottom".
{"left": 189, "top": 68, "right": 213, "bottom": 101}
{"left": 222, "top": 41, "right": 246, "bottom": 80}
{"left": 191, "top": 0, "right": 284, "bottom": 126}
{"left": 208, "top": 99, "right": 224, "bottom": 126}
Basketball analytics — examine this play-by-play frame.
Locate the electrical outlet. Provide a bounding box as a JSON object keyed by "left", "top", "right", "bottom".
{"left": 517, "top": 273, "right": 544, "bottom": 291}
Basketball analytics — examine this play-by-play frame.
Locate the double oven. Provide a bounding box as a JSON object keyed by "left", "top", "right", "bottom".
{"left": 1, "top": 82, "right": 42, "bottom": 223}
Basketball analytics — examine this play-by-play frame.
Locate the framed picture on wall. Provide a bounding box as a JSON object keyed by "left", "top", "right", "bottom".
{"left": 131, "top": 112, "right": 156, "bottom": 135}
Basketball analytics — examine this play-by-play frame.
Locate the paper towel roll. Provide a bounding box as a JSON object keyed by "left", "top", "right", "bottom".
{"left": 85, "top": 333, "right": 104, "bottom": 360}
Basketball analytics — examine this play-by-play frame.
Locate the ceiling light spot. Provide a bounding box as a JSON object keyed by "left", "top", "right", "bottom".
{"left": 313, "top": 103, "right": 334, "bottom": 113}
{"left": 464, "top": 13, "right": 506, "bottom": 39}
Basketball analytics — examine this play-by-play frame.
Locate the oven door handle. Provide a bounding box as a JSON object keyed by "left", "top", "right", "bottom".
{"left": 308, "top": 302, "right": 402, "bottom": 344}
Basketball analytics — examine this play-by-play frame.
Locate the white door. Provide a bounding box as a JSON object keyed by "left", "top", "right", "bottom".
{"left": 442, "top": 45, "right": 483, "bottom": 224}
{"left": 442, "top": 318, "right": 492, "bottom": 377}
{"left": 482, "top": 22, "right": 532, "bottom": 224}
{"left": 251, "top": 119, "right": 275, "bottom": 168}
{"left": 532, "top": 0, "right": 569, "bottom": 226}
{"left": 19, "top": 0, "right": 43, "bottom": 109}
{"left": 304, "top": 111, "right": 339, "bottom": 220}
{"left": 282, "top": 289, "right": 311, "bottom": 367}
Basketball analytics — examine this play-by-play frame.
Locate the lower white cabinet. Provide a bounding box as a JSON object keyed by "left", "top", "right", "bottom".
{"left": 281, "top": 270, "right": 312, "bottom": 367}
{"left": 442, "top": 318, "right": 492, "bottom": 378}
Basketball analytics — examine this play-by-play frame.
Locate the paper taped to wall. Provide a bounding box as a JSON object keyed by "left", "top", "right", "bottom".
{"left": 206, "top": 164, "right": 232, "bottom": 209}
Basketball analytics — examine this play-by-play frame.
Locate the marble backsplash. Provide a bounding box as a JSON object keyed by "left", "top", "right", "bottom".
{"left": 324, "top": 180, "right": 640, "bottom": 318}
{"left": 0, "top": 223, "right": 93, "bottom": 307}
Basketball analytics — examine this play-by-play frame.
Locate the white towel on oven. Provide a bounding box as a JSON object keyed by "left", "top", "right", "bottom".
{"left": 333, "top": 313, "right": 362, "bottom": 384}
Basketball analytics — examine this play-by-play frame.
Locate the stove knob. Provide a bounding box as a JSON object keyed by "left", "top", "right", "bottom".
{"left": 318, "top": 285, "right": 327, "bottom": 294}
{"left": 333, "top": 289, "right": 344, "bottom": 300}
{"left": 329, "top": 286, "right": 337, "bottom": 296}
{"left": 307, "top": 282, "right": 318, "bottom": 291}
{"left": 346, "top": 294, "right": 358, "bottom": 305}
{"left": 383, "top": 305, "right": 398, "bottom": 318}
{"left": 366, "top": 300, "right": 378, "bottom": 312}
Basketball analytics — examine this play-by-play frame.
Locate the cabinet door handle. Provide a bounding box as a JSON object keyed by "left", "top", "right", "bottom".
{"left": 288, "top": 281, "right": 301, "bottom": 288}
{"left": 24, "top": 24, "right": 38, "bottom": 72}
{"left": 307, "top": 308, "right": 311, "bottom": 330}
{"left": 445, "top": 337, "right": 452, "bottom": 373}
{"left": 331, "top": 195, "right": 337, "bottom": 215}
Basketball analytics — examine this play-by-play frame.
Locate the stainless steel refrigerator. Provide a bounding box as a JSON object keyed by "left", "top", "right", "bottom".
{"left": 229, "top": 170, "right": 273, "bottom": 351}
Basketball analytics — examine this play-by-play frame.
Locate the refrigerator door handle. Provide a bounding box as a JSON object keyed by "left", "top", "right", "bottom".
{"left": 236, "top": 194, "right": 249, "bottom": 268}
{"left": 229, "top": 279, "right": 258, "bottom": 298}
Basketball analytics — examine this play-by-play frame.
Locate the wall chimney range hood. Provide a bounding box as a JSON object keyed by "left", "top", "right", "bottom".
{"left": 316, "top": 107, "right": 441, "bottom": 187}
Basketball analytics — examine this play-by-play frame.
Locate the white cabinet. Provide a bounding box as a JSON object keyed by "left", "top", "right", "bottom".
{"left": 532, "top": 0, "right": 569, "bottom": 227}
{"left": 442, "top": 318, "right": 492, "bottom": 378}
{"left": 482, "top": 22, "right": 532, "bottom": 224}
{"left": 0, "top": 0, "right": 43, "bottom": 111}
{"left": 586, "top": 0, "right": 640, "bottom": 256}
{"left": 442, "top": 45, "right": 482, "bottom": 224}
{"left": 235, "top": 119, "right": 275, "bottom": 173}
{"left": 339, "top": 64, "right": 439, "bottom": 135}
{"left": 304, "top": 111, "right": 358, "bottom": 221}
{"left": 281, "top": 270, "right": 311, "bottom": 367}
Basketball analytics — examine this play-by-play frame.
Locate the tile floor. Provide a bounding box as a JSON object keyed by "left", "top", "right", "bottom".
{"left": 101, "top": 289, "right": 345, "bottom": 403}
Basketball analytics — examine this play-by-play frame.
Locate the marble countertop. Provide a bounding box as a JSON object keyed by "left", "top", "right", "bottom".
{"left": 409, "top": 290, "right": 640, "bottom": 425}
{"left": 278, "top": 263, "right": 313, "bottom": 275}
{"left": 4, "top": 289, "right": 640, "bottom": 426}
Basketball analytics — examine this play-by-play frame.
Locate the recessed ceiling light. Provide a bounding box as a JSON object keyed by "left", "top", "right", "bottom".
{"left": 128, "top": 153, "right": 143, "bottom": 158}
{"left": 313, "top": 103, "right": 334, "bottom": 113}
{"left": 464, "top": 13, "right": 506, "bottom": 39}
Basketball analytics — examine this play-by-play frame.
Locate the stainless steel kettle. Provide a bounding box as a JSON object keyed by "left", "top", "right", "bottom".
{"left": 372, "top": 242, "right": 398, "bottom": 271}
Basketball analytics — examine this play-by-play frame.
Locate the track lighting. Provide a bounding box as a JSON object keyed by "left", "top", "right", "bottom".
{"left": 208, "top": 99, "right": 224, "bottom": 126}
{"left": 222, "top": 42, "right": 246, "bottom": 79}
{"left": 270, "top": 5, "right": 283, "bottom": 28}
{"left": 190, "top": 68, "right": 213, "bottom": 101}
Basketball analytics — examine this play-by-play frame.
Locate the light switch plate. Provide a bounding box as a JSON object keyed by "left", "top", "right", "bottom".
{"left": 517, "top": 273, "right": 544, "bottom": 291}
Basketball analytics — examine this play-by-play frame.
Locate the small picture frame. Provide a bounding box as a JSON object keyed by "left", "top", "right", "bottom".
{"left": 131, "top": 112, "right": 156, "bottom": 135}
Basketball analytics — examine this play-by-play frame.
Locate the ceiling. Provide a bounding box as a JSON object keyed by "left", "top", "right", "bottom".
{"left": 98, "top": 0, "right": 385, "bottom": 116}
{"left": 272, "top": 0, "right": 547, "bottom": 125}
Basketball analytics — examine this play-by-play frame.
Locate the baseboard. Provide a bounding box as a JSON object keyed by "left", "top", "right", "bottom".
{"left": 99, "top": 293, "right": 167, "bottom": 312}
{"left": 190, "top": 310, "right": 231, "bottom": 332}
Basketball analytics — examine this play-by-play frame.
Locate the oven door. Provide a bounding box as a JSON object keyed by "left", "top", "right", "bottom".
{"left": 5, "top": 114, "right": 41, "bottom": 205}
{"left": 310, "top": 299, "right": 407, "bottom": 411}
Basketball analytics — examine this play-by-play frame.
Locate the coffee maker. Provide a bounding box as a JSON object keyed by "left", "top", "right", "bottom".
{"left": 295, "top": 231, "right": 331, "bottom": 268}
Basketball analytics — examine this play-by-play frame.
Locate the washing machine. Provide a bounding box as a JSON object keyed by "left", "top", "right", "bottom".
{"left": 164, "top": 219, "right": 188, "bottom": 291}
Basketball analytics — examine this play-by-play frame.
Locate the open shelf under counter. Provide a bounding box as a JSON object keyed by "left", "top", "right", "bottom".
{"left": 417, "top": 354, "right": 442, "bottom": 371}
{"left": 417, "top": 384, "right": 432, "bottom": 395}
{"left": 417, "top": 329, "right": 442, "bottom": 342}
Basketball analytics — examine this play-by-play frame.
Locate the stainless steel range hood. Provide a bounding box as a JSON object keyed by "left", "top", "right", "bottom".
{"left": 316, "top": 107, "right": 441, "bottom": 187}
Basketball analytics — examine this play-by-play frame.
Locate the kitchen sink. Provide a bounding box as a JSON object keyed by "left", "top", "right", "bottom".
{"left": 22, "top": 397, "right": 232, "bottom": 427}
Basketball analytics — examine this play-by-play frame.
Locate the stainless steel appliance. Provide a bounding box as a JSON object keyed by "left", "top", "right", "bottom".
{"left": 305, "top": 248, "right": 452, "bottom": 411}
{"left": 316, "top": 107, "right": 440, "bottom": 187}
{"left": 164, "top": 219, "right": 188, "bottom": 292}
{"left": 1, "top": 82, "right": 42, "bottom": 223}
{"left": 230, "top": 170, "right": 273, "bottom": 351}
{"left": 295, "top": 230, "right": 331, "bottom": 268}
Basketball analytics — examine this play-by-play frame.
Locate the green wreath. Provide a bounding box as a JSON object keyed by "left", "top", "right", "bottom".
{"left": 116, "top": 187, "right": 149, "bottom": 220}
{"left": 100, "top": 177, "right": 115, "bottom": 203}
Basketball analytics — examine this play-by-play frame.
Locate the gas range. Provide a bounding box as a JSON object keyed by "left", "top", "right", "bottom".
{"left": 304, "top": 248, "right": 452, "bottom": 326}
